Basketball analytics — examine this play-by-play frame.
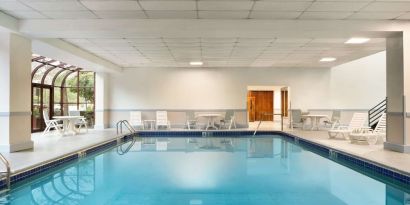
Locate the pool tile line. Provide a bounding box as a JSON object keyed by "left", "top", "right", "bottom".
{"left": 283, "top": 132, "right": 410, "bottom": 186}
{"left": 0, "top": 134, "right": 135, "bottom": 190}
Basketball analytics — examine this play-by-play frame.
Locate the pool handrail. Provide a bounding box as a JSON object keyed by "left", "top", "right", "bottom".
{"left": 116, "top": 120, "right": 137, "bottom": 135}
{"left": 0, "top": 153, "right": 10, "bottom": 190}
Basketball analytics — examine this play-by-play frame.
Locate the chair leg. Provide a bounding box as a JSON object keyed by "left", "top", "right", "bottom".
{"left": 84, "top": 123, "right": 88, "bottom": 133}
{"left": 42, "top": 125, "right": 51, "bottom": 136}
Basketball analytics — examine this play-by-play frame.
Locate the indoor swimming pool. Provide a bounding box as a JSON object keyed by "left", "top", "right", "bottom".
{"left": 0, "top": 135, "right": 409, "bottom": 205}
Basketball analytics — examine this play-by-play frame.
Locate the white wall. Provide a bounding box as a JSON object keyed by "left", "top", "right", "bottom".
{"left": 108, "top": 67, "right": 332, "bottom": 110}
{"left": 329, "top": 51, "right": 386, "bottom": 109}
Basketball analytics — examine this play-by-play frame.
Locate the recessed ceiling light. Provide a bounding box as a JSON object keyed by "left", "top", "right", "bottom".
{"left": 345, "top": 38, "right": 370, "bottom": 44}
{"left": 320, "top": 57, "right": 336, "bottom": 62}
{"left": 189, "top": 61, "right": 203, "bottom": 66}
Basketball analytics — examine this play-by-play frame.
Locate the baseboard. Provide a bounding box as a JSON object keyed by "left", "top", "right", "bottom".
{"left": 384, "top": 142, "right": 410, "bottom": 153}
{"left": 0, "top": 140, "right": 34, "bottom": 152}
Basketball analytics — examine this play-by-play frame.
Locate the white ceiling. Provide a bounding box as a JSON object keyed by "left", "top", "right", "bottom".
{"left": 64, "top": 37, "right": 385, "bottom": 68}
{"left": 1, "top": 0, "right": 402, "bottom": 68}
{"left": 3, "top": 0, "right": 410, "bottom": 20}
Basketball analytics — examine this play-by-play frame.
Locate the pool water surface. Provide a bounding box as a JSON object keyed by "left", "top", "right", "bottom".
{"left": 1, "top": 136, "right": 409, "bottom": 205}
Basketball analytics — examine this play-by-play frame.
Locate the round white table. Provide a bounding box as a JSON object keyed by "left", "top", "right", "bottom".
{"left": 53, "top": 116, "right": 82, "bottom": 136}
{"left": 196, "top": 114, "right": 223, "bottom": 130}
{"left": 301, "top": 114, "right": 328, "bottom": 131}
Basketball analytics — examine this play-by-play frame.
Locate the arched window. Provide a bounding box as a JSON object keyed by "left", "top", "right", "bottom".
{"left": 31, "top": 55, "right": 95, "bottom": 132}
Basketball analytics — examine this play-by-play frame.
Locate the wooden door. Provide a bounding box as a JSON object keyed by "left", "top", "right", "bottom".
{"left": 281, "top": 90, "right": 289, "bottom": 117}
{"left": 248, "top": 91, "right": 274, "bottom": 121}
{"left": 247, "top": 96, "right": 256, "bottom": 122}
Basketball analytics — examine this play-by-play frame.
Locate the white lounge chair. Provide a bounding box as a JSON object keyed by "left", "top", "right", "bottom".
{"left": 156, "top": 111, "right": 171, "bottom": 130}
{"left": 349, "top": 113, "right": 386, "bottom": 145}
{"left": 130, "top": 111, "right": 144, "bottom": 130}
{"left": 42, "top": 110, "right": 63, "bottom": 136}
{"left": 328, "top": 112, "right": 367, "bottom": 139}
{"left": 69, "top": 110, "right": 88, "bottom": 133}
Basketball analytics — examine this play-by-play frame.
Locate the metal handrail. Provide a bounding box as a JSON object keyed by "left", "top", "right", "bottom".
{"left": 0, "top": 153, "right": 11, "bottom": 190}
{"left": 254, "top": 112, "right": 284, "bottom": 136}
{"left": 368, "top": 98, "right": 387, "bottom": 127}
{"left": 116, "top": 120, "right": 136, "bottom": 135}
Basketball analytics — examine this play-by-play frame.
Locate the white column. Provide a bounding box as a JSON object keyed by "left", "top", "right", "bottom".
{"left": 94, "top": 72, "right": 110, "bottom": 129}
{"left": 385, "top": 31, "right": 410, "bottom": 153}
{"left": 0, "top": 32, "right": 33, "bottom": 152}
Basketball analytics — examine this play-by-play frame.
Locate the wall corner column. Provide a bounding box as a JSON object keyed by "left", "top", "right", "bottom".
{"left": 94, "top": 72, "right": 110, "bottom": 129}
{"left": 0, "top": 32, "right": 33, "bottom": 152}
{"left": 385, "top": 31, "right": 410, "bottom": 153}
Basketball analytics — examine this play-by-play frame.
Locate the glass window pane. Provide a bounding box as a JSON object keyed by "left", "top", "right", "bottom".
{"left": 44, "top": 67, "right": 63, "bottom": 85}
{"left": 53, "top": 104, "right": 62, "bottom": 116}
{"left": 79, "top": 88, "right": 94, "bottom": 104}
{"left": 65, "top": 72, "right": 78, "bottom": 87}
{"left": 79, "top": 72, "right": 94, "bottom": 87}
{"left": 31, "top": 62, "right": 42, "bottom": 72}
{"left": 54, "top": 70, "right": 71, "bottom": 87}
{"left": 63, "top": 88, "right": 78, "bottom": 103}
{"left": 32, "top": 87, "right": 42, "bottom": 131}
{"left": 54, "top": 88, "right": 61, "bottom": 103}
{"left": 32, "top": 65, "right": 50, "bottom": 84}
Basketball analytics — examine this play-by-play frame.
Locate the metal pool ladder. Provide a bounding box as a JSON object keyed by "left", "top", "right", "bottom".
{"left": 0, "top": 153, "right": 11, "bottom": 190}
{"left": 253, "top": 113, "right": 284, "bottom": 136}
{"left": 116, "top": 120, "right": 137, "bottom": 135}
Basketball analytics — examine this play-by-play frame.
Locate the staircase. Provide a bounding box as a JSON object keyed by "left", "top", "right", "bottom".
{"left": 368, "top": 98, "right": 387, "bottom": 129}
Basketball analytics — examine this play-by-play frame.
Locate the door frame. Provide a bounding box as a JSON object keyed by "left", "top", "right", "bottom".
{"left": 31, "top": 83, "right": 54, "bottom": 132}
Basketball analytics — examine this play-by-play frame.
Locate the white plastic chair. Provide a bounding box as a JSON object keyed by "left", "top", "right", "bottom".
{"left": 328, "top": 112, "right": 367, "bottom": 139}
{"left": 185, "top": 112, "right": 197, "bottom": 130}
{"left": 130, "top": 111, "right": 144, "bottom": 130}
{"left": 349, "top": 113, "right": 386, "bottom": 145}
{"left": 290, "top": 109, "right": 306, "bottom": 129}
{"left": 220, "top": 111, "right": 237, "bottom": 130}
{"left": 69, "top": 110, "right": 88, "bottom": 133}
{"left": 156, "top": 111, "right": 171, "bottom": 130}
{"left": 42, "top": 110, "right": 63, "bottom": 136}
{"left": 323, "top": 110, "right": 341, "bottom": 128}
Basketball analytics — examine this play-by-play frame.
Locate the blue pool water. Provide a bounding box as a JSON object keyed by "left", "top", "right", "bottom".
{"left": 1, "top": 136, "right": 409, "bottom": 205}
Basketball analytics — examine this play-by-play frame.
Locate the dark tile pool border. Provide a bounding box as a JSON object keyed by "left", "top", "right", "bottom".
{"left": 0, "top": 134, "right": 136, "bottom": 190}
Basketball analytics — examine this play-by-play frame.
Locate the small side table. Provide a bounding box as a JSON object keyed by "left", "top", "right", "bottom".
{"left": 144, "top": 120, "right": 156, "bottom": 130}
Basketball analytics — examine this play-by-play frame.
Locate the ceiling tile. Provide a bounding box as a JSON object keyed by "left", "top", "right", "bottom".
{"left": 24, "top": 1, "right": 88, "bottom": 11}
{"left": 299, "top": 12, "right": 353, "bottom": 20}
{"left": 4, "top": 10, "right": 47, "bottom": 19}
{"left": 250, "top": 11, "right": 301, "bottom": 19}
{"left": 81, "top": 1, "right": 142, "bottom": 11}
{"left": 94, "top": 11, "right": 147, "bottom": 19}
{"left": 199, "top": 11, "right": 249, "bottom": 19}
{"left": 0, "top": 1, "right": 32, "bottom": 11}
{"left": 348, "top": 12, "right": 403, "bottom": 20}
{"left": 146, "top": 11, "right": 196, "bottom": 19}
{"left": 253, "top": 2, "right": 312, "bottom": 11}
{"left": 139, "top": 1, "right": 196, "bottom": 10}
{"left": 198, "top": 1, "right": 253, "bottom": 11}
{"left": 42, "top": 11, "right": 98, "bottom": 19}
{"left": 307, "top": 2, "right": 368, "bottom": 11}
{"left": 362, "top": 2, "right": 410, "bottom": 12}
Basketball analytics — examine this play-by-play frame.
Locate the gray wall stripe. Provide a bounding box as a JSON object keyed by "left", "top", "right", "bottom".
{"left": 0, "top": 112, "right": 31, "bottom": 117}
